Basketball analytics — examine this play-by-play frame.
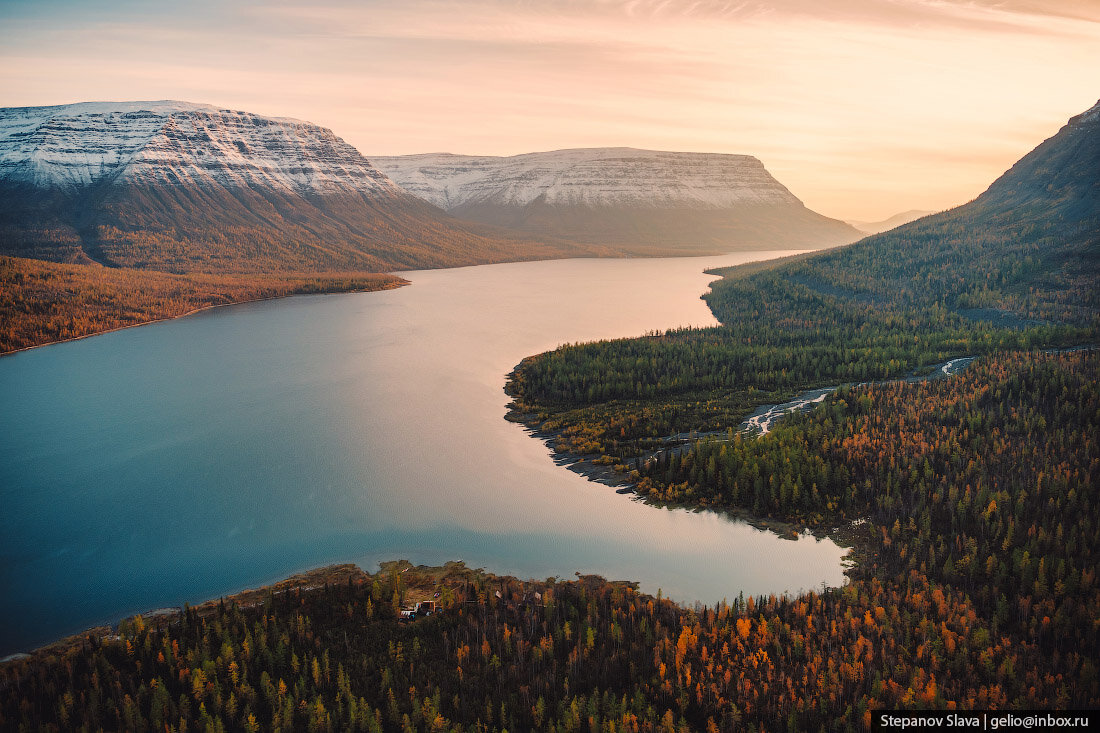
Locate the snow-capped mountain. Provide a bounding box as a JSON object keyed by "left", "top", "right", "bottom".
{"left": 0, "top": 102, "right": 599, "bottom": 272}
{"left": 372, "top": 149, "right": 800, "bottom": 209}
{"left": 373, "top": 148, "right": 861, "bottom": 253}
{"left": 0, "top": 101, "right": 398, "bottom": 194}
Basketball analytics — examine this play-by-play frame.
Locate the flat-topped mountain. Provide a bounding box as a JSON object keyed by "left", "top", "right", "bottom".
{"left": 0, "top": 101, "right": 600, "bottom": 272}
{"left": 0, "top": 101, "right": 398, "bottom": 194}
{"left": 374, "top": 148, "right": 799, "bottom": 209}
{"left": 373, "top": 148, "right": 862, "bottom": 254}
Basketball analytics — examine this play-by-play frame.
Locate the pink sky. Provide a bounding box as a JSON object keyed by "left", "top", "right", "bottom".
{"left": 1, "top": 0, "right": 1097, "bottom": 221}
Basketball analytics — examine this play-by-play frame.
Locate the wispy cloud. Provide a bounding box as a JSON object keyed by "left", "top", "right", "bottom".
{"left": 248, "top": 0, "right": 1099, "bottom": 39}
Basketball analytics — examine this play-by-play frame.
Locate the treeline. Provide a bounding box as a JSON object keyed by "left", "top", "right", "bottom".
{"left": 0, "top": 255, "right": 405, "bottom": 353}
{"left": 762, "top": 206, "right": 1098, "bottom": 327}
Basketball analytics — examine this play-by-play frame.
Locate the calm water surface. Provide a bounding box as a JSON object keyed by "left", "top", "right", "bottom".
{"left": 0, "top": 252, "right": 848, "bottom": 654}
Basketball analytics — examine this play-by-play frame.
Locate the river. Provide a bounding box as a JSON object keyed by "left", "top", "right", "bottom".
{"left": 0, "top": 252, "right": 849, "bottom": 655}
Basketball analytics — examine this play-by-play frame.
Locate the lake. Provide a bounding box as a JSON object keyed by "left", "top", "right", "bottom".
{"left": 0, "top": 251, "right": 848, "bottom": 655}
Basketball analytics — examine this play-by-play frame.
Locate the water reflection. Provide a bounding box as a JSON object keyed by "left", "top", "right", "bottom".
{"left": 0, "top": 251, "right": 848, "bottom": 655}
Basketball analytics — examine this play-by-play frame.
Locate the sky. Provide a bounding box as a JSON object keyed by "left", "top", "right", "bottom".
{"left": 0, "top": 0, "right": 1097, "bottom": 221}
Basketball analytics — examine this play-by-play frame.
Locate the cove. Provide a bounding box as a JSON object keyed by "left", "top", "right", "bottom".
{"left": 0, "top": 252, "right": 848, "bottom": 655}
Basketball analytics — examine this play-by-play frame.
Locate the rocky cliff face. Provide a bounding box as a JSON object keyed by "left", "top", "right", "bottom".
{"left": 0, "top": 102, "right": 598, "bottom": 272}
{"left": 374, "top": 148, "right": 861, "bottom": 253}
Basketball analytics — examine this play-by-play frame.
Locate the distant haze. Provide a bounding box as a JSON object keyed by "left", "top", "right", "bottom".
{"left": 846, "top": 210, "right": 935, "bottom": 235}
{"left": 1, "top": 0, "right": 1098, "bottom": 220}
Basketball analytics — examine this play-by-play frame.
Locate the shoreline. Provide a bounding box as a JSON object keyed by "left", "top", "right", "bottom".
{"left": 497, "top": 351, "right": 1011, "bottom": 555}
{"left": 0, "top": 276, "right": 408, "bottom": 357}
{"left": 0, "top": 560, "right": 642, "bottom": 662}
{"left": 0, "top": 563, "right": 383, "bottom": 662}
{"left": 9, "top": 350, "right": 1090, "bottom": 661}
{"left": 504, "top": 405, "right": 860, "bottom": 545}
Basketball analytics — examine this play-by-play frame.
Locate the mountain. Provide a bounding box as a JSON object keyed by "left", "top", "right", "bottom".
{"left": 846, "top": 209, "right": 932, "bottom": 234}
{"left": 972, "top": 99, "right": 1100, "bottom": 222}
{"left": 507, "top": 99, "right": 1100, "bottom": 461}
{"left": 372, "top": 148, "right": 862, "bottom": 255}
{"left": 778, "top": 98, "right": 1100, "bottom": 327}
{"left": 0, "top": 101, "right": 601, "bottom": 272}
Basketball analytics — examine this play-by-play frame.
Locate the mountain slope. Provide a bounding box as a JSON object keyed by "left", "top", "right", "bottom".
{"left": 373, "top": 148, "right": 861, "bottom": 254}
{"left": 974, "top": 100, "right": 1100, "bottom": 220}
{"left": 0, "top": 102, "right": 602, "bottom": 272}
{"left": 790, "top": 98, "right": 1100, "bottom": 325}
{"left": 506, "top": 100, "right": 1099, "bottom": 461}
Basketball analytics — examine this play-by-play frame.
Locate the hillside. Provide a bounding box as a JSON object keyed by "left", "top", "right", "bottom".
{"left": 508, "top": 99, "right": 1099, "bottom": 452}
{"left": 0, "top": 102, "right": 603, "bottom": 273}
{"left": 783, "top": 99, "right": 1099, "bottom": 328}
{"left": 373, "top": 148, "right": 861, "bottom": 254}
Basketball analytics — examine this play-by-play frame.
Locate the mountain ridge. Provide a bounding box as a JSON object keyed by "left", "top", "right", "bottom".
{"left": 373, "top": 147, "right": 862, "bottom": 254}
{"left": 373, "top": 148, "right": 801, "bottom": 209}
{"left": 0, "top": 101, "right": 604, "bottom": 272}
{"left": 968, "top": 97, "right": 1100, "bottom": 222}
{"left": 0, "top": 101, "right": 396, "bottom": 194}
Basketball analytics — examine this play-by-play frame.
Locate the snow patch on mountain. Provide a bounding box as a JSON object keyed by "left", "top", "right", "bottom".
{"left": 373, "top": 148, "right": 803, "bottom": 211}
{"left": 0, "top": 101, "right": 400, "bottom": 195}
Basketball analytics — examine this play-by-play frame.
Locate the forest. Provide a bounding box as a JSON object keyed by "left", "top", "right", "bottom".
{"left": 0, "top": 255, "right": 405, "bottom": 353}
{"left": 3, "top": 210, "right": 1097, "bottom": 728}
{"left": 2, "top": 351, "right": 1096, "bottom": 730}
